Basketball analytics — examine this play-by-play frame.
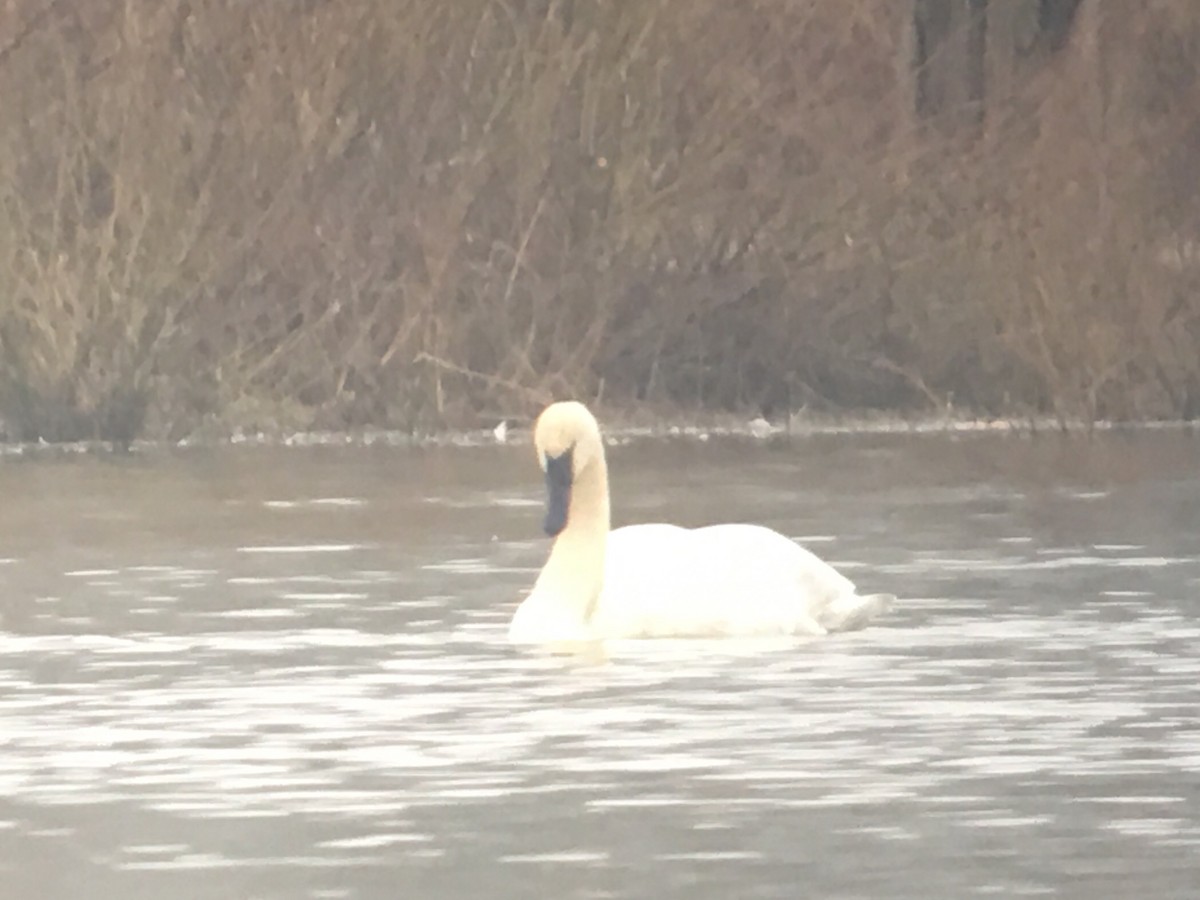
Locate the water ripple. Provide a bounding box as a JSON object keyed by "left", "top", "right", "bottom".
{"left": 2, "top": 436, "right": 1199, "bottom": 899}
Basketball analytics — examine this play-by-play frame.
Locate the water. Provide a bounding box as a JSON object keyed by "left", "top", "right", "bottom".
{"left": 1, "top": 431, "right": 1198, "bottom": 899}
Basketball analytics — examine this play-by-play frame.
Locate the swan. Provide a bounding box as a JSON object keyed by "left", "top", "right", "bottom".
{"left": 508, "top": 401, "right": 894, "bottom": 644}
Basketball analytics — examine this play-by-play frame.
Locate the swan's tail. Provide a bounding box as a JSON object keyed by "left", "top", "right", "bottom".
{"left": 820, "top": 592, "right": 894, "bottom": 633}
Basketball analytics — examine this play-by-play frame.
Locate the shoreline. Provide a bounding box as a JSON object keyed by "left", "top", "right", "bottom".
{"left": 0, "top": 410, "right": 1195, "bottom": 459}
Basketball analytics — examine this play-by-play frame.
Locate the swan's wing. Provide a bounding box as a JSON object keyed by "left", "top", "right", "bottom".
{"left": 692, "top": 523, "right": 858, "bottom": 597}
{"left": 693, "top": 525, "right": 892, "bottom": 633}
{"left": 595, "top": 523, "right": 858, "bottom": 637}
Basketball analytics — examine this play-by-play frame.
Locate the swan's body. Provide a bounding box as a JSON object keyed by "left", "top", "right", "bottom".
{"left": 508, "top": 402, "right": 893, "bottom": 644}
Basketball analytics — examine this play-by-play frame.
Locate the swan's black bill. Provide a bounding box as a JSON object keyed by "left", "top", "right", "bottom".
{"left": 543, "top": 449, "right": 573, "bottom": 537}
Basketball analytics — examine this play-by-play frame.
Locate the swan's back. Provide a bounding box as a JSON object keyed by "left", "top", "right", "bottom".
{"left": 593, "top": 523, "right": 867, "bottom": 638}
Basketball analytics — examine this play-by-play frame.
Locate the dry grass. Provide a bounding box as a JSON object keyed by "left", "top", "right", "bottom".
{"left": 0, "top": 0, "right": 1195, "bottom": 441}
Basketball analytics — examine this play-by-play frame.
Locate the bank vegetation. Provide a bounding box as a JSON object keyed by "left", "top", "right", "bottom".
{"left": 0, "top": 0, "right": 1196, "bottom": 441}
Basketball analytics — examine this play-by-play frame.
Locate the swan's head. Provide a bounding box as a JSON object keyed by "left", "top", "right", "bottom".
{"left": 533, "top": 401, "right": 604, "bottom": 537}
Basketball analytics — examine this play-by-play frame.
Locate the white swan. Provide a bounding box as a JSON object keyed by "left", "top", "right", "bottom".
{"left": 508, "top": 401, "right": 894, "bottom": 644}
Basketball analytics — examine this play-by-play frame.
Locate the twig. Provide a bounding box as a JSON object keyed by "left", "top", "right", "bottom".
{"left": 502, "top": 193, "right": 547, "bottom": 309}
{"left": 873, "top": 355, "right": 946, "bottom": 410}
{"left": 414, "top": 352, "right": 551, "bottom": 404}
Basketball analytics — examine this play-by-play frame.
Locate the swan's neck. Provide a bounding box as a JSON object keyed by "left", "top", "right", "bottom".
{"left": 534, "top": 458, "right": 610, "bottom": 624}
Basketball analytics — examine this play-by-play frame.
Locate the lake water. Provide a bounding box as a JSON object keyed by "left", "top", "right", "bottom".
{"left": 1, "top": 429, "right": 1198, "bottom": 899}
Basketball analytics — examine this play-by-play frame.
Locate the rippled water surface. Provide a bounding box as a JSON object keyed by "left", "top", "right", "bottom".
{"left": 1, "top": 430, "right": 1199, "bottom": 899}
